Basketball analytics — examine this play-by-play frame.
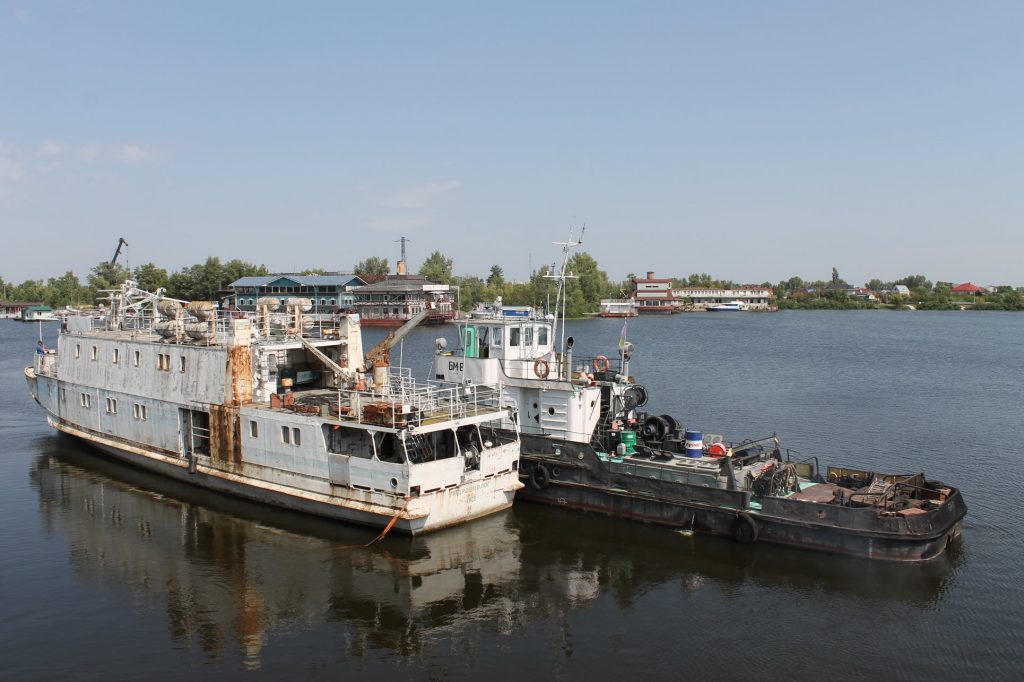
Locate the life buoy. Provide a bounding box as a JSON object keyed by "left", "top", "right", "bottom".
{"left": 534, "top": 359, "right": 550, "bottom": 379}
{"left": 733, "top": 513, "right": 759, "bottom": 544}
{"left": 593, "top": 355, "right": 610, "bottom": 372}
{"left": 707, "top": 442, "right": 728, "bottom": 458}
{"left": 530, "top": 463, "right": 551, "bottom": 490}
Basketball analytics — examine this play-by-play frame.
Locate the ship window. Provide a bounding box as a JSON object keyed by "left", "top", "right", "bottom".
{"left": 133, "top": 350, "right": 141, "bottom": 367}
{"left": 330, "top": 298, "right": 336, "bottom": 305}
{"left": 282, "top": 425, "right": 290, "bottom": 444}
{"left": 250, "top": 420, "right": 258, "bottom": 438}
{"left": 59, "top": 388, "right": 66, "bottom": 402}
{"left": 106, "top": 397, "right": 117, "bottom": 414}
{"left": 75, "top": 344, "right": 81, "bottom": 359}
{"left": 157, "top": 354, "right": 171, "bottom": 371}
{"left": 292, "top": 428, "right": 301, "bottom": 446}
{"left": 179, "top": 356, "right": 186, "bottom": 372}
{"left": 112, "top": 348, "right": 119, "bottom": 364}
{"left": 524, "top": 326, "right": 533, "bottom": 346}
{"left": 492, "top": 328, "right": 502, "bottom": 345}
{"left": 133, "top": 403, "right": 148, "bottom": 420}
{"left": 81, "top": 393, "right": 91, "bottom": 408}
{"left": 509, "top": 327, "right": 520, "bottom": 347}
{"left": 91, "top": 346, "right": 98, "bottom": 361}
{"left": 539, "top": 326, "right": 548, "bottom": 346}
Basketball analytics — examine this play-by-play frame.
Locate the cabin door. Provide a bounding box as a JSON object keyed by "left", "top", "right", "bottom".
{"left": 179, "top": 408, "right": 211, "bottom": 459}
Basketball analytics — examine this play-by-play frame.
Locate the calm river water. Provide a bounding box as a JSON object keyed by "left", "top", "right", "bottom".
{"left": 1, "top": 312, "right": 1021, "bottom": 681}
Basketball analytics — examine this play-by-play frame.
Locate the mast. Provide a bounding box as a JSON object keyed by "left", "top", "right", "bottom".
{"left": 545, "top": 225, "right": 584, "bottom": 375}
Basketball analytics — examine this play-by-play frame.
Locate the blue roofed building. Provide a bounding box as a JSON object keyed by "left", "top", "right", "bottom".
{"left": 227, "top": 274, "right": 367, "bottom": 314}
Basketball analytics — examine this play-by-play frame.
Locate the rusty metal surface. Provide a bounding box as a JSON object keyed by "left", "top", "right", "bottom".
{"left": 210, "top": 404, "right": 242, "bottom": 468}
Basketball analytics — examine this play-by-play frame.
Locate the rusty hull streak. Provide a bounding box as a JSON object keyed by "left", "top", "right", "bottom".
{"left": 212, "top": 344, "right": 253, "bottom": 469}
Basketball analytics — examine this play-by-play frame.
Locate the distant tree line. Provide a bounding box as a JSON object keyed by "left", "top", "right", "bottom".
{"left": 3, "top": 258, "right": 1022, "bottom": 316}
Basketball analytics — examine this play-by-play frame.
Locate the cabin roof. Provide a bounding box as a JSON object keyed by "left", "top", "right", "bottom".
{"left": 230, "top": 273, "right": 365, "bottom": 288}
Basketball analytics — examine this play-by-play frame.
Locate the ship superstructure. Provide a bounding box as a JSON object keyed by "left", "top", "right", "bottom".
{"left": 26, "top": 280, "right": 521, "bottom": 534}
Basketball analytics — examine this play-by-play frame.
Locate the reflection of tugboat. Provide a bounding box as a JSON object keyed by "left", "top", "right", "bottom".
{"left": 434, "top": 232, "right": 967, "bottom": 561}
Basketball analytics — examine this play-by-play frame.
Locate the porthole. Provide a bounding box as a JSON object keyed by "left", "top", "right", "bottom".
{"left": 390, "top": 477, "right": 399, "bottom": 488}
{"left": 547, "top": 407, "right": 555, "bottom": 416}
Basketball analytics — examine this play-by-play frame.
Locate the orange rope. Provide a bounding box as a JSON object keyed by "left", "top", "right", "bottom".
{"left": 363, "top": 497, "right": 411, "bottom": 546}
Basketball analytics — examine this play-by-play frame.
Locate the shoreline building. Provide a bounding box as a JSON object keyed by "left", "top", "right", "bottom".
{"left": 350, "top": 256, "right": 455, "bottom": 327}
{"left": 632, "top": 272, "right": 680, "bottom": 314}
{"left": 228, "top": 274, "right": 367, "bottom": 315}
{"left": 671, "top": 285, "right": 775, "bottom": 311}
{"left": 1, "top": 301, "right": 43, "bottom": 319}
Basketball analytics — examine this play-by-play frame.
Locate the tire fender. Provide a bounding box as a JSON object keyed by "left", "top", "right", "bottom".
{"left": 734, "top": 512, "right": 759, "bottom": 544}
{"left": 530, "top": 463, "right": 551, "bottom": 490}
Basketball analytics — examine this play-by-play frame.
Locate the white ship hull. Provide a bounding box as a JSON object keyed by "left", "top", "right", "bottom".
{"left": 25, "top": 283, "right": 522, "bottom": 536}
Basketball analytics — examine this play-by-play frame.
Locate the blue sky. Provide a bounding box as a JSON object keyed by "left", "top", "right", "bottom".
{"left": 2, "top": 1, "right": 1022, "bottom": 286}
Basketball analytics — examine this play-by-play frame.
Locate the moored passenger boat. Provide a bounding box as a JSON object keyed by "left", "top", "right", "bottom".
{"left": 432, "top": 234, "right": 966, "bottom": 561}
{"left": 25, "top": 280, "right": 522, "bottom": 534}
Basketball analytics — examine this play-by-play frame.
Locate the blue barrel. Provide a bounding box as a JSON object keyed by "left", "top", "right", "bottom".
{"left": 684, "top": 429, "right": 703, "bottom": 458}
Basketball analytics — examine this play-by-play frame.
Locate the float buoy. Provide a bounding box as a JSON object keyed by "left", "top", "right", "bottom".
{"left": 593, "top": 355, "right": 610, "bottom": 372}
{"left": 534, "top": 359, "right": 550, "bottom": 379}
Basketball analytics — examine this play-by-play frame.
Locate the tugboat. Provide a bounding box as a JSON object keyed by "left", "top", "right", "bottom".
{"left": 433, "top": 232, "right": 967, "bottom": 561}
{"left": 26, "top": 280, "right": 522, "bottom": 535}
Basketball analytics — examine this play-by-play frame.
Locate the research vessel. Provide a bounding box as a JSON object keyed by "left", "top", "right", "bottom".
{"left": 433, "top": 233, "right": 966, "bottom": 561}
{"left": 26, "top": 280, "right": 522, "bottom": 535}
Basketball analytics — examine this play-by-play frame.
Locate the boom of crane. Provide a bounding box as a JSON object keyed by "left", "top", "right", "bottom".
{"left": 110, "top": 237, "right": 129, "bottom": 265}
{"left": 364, "top": 307, "right": 431, "bottom": 370}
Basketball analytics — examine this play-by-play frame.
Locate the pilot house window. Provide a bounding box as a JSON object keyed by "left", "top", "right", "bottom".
{"left": 509, "top": 327, "right": 520, "bottom": 347}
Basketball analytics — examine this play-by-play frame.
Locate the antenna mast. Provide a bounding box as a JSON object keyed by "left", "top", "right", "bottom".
{"left": 544, "top": 224, "right": 585, "bottom": 360}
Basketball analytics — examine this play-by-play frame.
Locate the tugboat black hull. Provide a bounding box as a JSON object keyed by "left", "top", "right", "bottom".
{"left": 516, "top": 434, "right": 967, "bottom": 562}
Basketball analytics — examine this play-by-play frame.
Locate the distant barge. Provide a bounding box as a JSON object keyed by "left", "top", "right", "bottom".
{"left": 432, "top": 236, "right": 966, "bottom": 561}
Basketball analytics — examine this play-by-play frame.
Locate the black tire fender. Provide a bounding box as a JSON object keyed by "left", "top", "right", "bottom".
{"left": 734, "top": 512, "right": 759, "bottom": 544}
{"left": 530, "top": 463, "right": 551, "bottom": 490}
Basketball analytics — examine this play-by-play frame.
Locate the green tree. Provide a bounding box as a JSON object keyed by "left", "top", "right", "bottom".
{"left": 133, "top": 263, "right": 169, "bottom": 292}
{"left": 165, "top": 257, "right": 225, "bottom": 301}
{"left": 419, "top": 251, "right": 454, "bottom": 284}
{"left": 567, "top": 251, "right": 609, "bottom": 315}
{"left": 46, "top": 271, "right": 89, "bottom": 307}
{"left": 897, "top": 274, "right": 931, "bottom": 291}
{"left": 87, "top": 261, "right": 130, "bottom": 294}
{"left": 223, "top": 259, "right": 269, "bottom": 285}
{"left": 452, "top": 275, "right": 486, "bottom": 311}
{"left": 11, "top": 279, "right": 48, "bottom": 303}
{"left": 487, "top": 265, "right": 504, "bottom": 287}
{"left": 354, "top": 256, "right": 390, "bottom": 279}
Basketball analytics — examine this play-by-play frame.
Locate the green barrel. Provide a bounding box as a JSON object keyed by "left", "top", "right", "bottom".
{"left": 620, "top": 430, "right": 637, "bottom": 455}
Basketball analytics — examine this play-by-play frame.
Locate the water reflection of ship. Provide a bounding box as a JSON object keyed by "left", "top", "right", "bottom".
{"left": 29, "top": 439, "right": 605, "bottom": 666}
{"left": 30, "top": 437, "right": 961, "bottom": 667}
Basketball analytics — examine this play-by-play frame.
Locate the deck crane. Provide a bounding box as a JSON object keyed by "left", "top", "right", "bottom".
{"left": 364, "top": 307, "right": 431, "bottom": 389}
{"left": 110, "top": 238, "right": 129, "bottom": 265}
